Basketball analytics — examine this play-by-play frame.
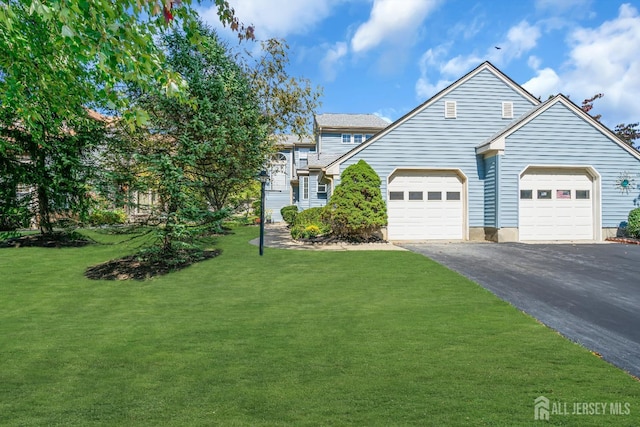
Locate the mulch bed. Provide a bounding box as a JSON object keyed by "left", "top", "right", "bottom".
{"left": 605, "top": 237, "right": 640, "bottom": 245}
{"left": 295, "top": 234, "right": 387, "bottom": 245}
{"left": 84, "top": 249, "right": 221, "bottom": 281}
{"left": 0, "top": 232, "right": 92, "bottom": 248}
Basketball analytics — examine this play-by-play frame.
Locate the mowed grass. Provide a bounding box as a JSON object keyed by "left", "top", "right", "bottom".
{"left": 0, "top": 227, "right": 638, "bottom": 426}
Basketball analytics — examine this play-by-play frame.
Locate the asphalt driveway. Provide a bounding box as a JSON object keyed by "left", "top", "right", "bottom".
{"left": 399, "top": 241, "right": 640, "bottom": 378}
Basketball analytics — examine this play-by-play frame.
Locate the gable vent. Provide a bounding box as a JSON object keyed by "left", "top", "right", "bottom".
{"left": 445, "top": 100, "right": 457, "bottom": 119}
{"left": 502, "top": 101, "right": 514, "bottom": 119}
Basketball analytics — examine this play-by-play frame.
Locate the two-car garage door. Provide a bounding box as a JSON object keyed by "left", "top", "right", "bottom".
{"left": 519, "top": 169, "right": 595, "bottom": 241}
{"left": 387, "top": 170, "right": 464, "bottom": 240}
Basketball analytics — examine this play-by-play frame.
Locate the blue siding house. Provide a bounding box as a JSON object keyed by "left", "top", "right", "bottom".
{"left": 269, "top": 62, "right": 640, "bottom": 241}
{"left": 264, "top": 114, "right": 390, "bottom": 222}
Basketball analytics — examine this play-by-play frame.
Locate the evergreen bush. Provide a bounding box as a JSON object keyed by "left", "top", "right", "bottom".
{"left": 324, "top": 160, "right": 387, "bottom": 240}
{"left": 280, "top": 205, "right": 299, "bottom": 225}
{"left": 627, "top": 207, "right": 640, "bottom": 238}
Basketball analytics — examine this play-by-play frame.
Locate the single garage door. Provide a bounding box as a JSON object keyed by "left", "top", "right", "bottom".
{"left": 387, "top": 170, "right": 464, "bottom": 240}
{"left": 519, "top": 169, "right": 594, "bottom": 240}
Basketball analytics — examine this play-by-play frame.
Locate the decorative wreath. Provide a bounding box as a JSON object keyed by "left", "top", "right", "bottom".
{"left": 616, "top": 171, "right": 637, "bottom": 194}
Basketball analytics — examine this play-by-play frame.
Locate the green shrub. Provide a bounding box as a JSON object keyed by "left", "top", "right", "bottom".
{"left": 627, "top": 208, "right": 640, "bottom": 238}
{"left": 324, "top": 160, "right": 387, "bottom": 240}
{"left": 290, "top": 207, "right": 330, "bottom": 240}
{"left": 280, "top": 205, "right": 299, "bottom": 225}
{"left": 88, "top": 209, "right": 127, "bottom": 226}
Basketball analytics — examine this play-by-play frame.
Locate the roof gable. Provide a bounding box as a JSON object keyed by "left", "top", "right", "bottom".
{"left": 326, "top": 61, "right": 541, "bottom": 170}
{"left": 476, "top": 94, "right": 640, "bottom": 160}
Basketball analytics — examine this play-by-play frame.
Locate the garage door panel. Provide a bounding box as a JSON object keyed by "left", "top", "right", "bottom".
{"left": 388, "top": 171, "right": 464, "bottom": 240}
{"left": 519, "top": 170, "right": 594, "bottom": 241}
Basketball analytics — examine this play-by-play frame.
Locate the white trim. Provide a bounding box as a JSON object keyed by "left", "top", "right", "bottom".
{"left": 476, "top": 136, "right": 505, "bottom": 156}
{"left": 518, "top": 165, "right": 602, "bottom": 241}
{"left": 301, "top": 176, "right": 309, "bottom": 200}
{"left": 478, "top": 95, "right": 640, "bottom": 161}
{"left": 386, "top": 167, "right": 469, "bottom": 240}
{"left": 325, "top": 61, "right": 540, "bottom": 171}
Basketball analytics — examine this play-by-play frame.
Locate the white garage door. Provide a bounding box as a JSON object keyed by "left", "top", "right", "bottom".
{"left": 519, "top": 169, "right": 594, "bottom": 241}
{"left": 387, "top": 170, "right": 464, "bottom": 240}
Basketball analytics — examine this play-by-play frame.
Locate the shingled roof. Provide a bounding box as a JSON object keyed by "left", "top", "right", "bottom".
{"left": 315, "top": 113, "right": 390, "bottom": 130}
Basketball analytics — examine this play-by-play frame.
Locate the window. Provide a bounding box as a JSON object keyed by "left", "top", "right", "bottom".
{"left": 301, "top": 176, "right": 309, "bottom": 200}
{"left": 576, "top": 190, "right": 590, "bottom": 200}
{"left": 446, "top": 191, "right": 461, "bottom": 201}
{"left": 298, "top": 151, "right": 308, "bottom": 168}
{"left": 557, "top": 190, "right": 571, "bottom": 199}
{"left": 365, "top": 134, "right": 373, "bottom": 140}
{"left": 389, "top": 191, "right": 404, "bottom": 201}
{"left": 445, "top": 100, "right": 457, "bottom": 119}
{"left": 409, "top": 191, "right": 423, "bottom": 200}
{"left": 341, "top": 134, "right": 352, "bottom": 144}
{"left": 427, "top": 191, "right": 442, "bottom": 200}
{"left": 317, "top": 183, "right": 328, "bottom": 193}
{"left": 502, "top": 101, "right": 514, "bottom": 119}
{"left": 520, "top": 190, "right": 533, "bottom": 199}
{"left": 353, "top": 134, "right": 363, "bottom": 144}
{"left": 269, "top": 153, "right": 287, "bottom": 191}
{"left": 537, "top": 190, "right": 552, "bottom": 199}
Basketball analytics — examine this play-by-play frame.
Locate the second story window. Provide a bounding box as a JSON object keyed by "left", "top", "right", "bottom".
{"left": 342, "top": 133, "right": 368, "bottom": 144}
{"left": 298, "top": 151, "right": 308, "bottom": 168}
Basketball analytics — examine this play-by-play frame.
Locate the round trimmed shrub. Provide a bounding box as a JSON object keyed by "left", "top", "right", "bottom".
{"left": 280, "top": 205, "right": 299, "bottom": 225}
{"left": 324, "top": 160, "right": 387, "bottom": 240}
{"left": 627, "top": 207, "right": 640, "bottom": 238}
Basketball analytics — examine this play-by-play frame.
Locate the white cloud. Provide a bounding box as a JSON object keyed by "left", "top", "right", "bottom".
{"left": 414, "top": 45, "right": 454, "bottom": 99}
{"left": 553, "top": 4, "right": 640, "bottom": 126}
{"left": 320, "top": 42, "right": 348, "bottom": 82}
{"left": 199, "top": 0, "right": 340, "bottom": 39}
{"left": 351, "top": 0, "right": 441, "bottom": 53}
{"left": 373, "top": 111, "right": 394, "bottom": 123}
{"left": 522, "top": 67, "right": 561, "bottom": 99}
{"left": 528, "top": 55, "right": 542, "bottom": 70}
{"left": 448, "top": 16, "right": 485, "bottom": 40}
{"left": 414, "top": 19, "right": 542, "bottom": 101}
{"left": 489, "top": 21, "right": 542, "bottom": 66}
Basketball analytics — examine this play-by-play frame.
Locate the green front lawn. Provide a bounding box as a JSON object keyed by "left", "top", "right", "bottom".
{"left": 1, "top": 227, "right": 638, "bottom": 426}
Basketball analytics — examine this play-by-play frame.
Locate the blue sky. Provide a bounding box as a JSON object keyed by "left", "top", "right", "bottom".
{"left": 198, "top": 0, "right": 640, "bottom": 130}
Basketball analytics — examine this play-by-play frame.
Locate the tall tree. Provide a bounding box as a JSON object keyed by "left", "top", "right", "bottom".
{"left": 118, "top": 21, "right": 269, "bottom": 251}
{"left": 0, "top": 1, "right": 251, "bottom": 233}
{"left": 243, "top": 39, "right": 323, "bottom": 141}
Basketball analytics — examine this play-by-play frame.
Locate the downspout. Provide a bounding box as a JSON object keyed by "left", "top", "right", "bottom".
{"left": 291, "top": 142, "right": 295, "bottom": 205}
{"left": 495, "top": 154, "right": 500, "bottom": 230}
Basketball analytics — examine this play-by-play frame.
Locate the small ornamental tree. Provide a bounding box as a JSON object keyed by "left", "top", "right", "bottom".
{"left": 324, "top": 160, "right": 387, "bottom": 240}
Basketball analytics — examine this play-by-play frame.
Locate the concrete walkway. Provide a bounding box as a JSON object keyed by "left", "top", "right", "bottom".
{"left": 249, "top": 224, "right": 406, "bottom": 251}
